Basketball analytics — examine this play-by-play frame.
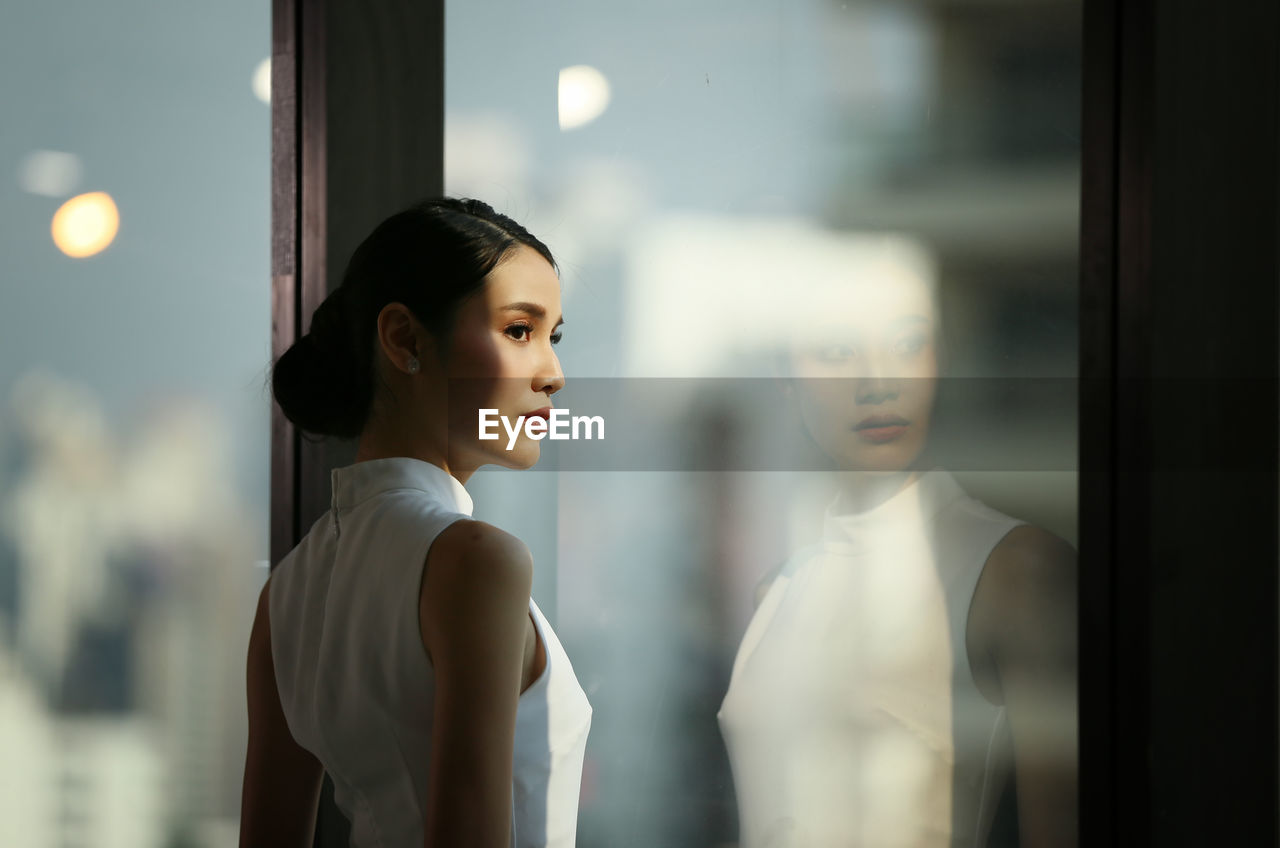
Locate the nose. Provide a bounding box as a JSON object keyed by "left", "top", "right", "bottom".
{"left": 534, "top": 346, "right": 565, "bottom": 396}
{"left": 856, "top": 345, "right": 900, "bottom": 404}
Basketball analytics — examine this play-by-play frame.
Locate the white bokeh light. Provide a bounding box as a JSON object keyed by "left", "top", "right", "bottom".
{"left": 557, "top": 65, "right": 611, "bottom": 130}
{"left": 252, "top": 57, "right": 271, "bottom": 104}
{"left": 16, "top": 150, "right": 82, "bottom": 197}
{"left": 444, "top": 113, "right": 532, "bottom": 200}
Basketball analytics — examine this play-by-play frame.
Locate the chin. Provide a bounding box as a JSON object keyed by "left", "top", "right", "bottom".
{"left": 499, "top": 443, "right": 541, "bottom": 470}
{"left": 466, "top": 441, "right": 537, "bottom": 472}
{"left": 511, "top": 453, "right": 540, "bottom": 470}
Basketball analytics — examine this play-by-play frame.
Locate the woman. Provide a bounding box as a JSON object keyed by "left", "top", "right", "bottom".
{"left": 718, "top": 242, "right": 1076, "bottom": 847}
{"left": 240, "top": 198, "right": 592, "bottom": 848}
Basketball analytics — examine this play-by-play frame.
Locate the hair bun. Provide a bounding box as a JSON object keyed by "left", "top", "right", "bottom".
{"left": 272, "top": 331, "right": 367, "bottom": 439}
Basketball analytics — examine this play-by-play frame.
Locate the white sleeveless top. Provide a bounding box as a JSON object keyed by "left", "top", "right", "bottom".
{"left": 269, "top": 457, "right": 593, "bottom": 848}
{"left": 718, "top": 469, "right": 1026, "bottom": 848}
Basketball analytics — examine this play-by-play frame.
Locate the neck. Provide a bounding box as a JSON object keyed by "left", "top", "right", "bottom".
{"left": 354, "top": 431, "right": 477, "bottom": 486}
{"left": 832, "top": 469, "right": 921, "bottom": 514}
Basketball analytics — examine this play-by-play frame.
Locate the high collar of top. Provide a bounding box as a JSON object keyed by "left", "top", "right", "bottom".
{"left": 330, "top": 456, "right": 474, "bottom": 517}
{"left": 821, "top": 467, "right": 966, "bottom": 556}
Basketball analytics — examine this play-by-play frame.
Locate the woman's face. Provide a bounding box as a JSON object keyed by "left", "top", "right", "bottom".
{"left": 441, "top": 244, "right": 565, "bottom": 471}
{"left": 787, "top": 273, "right": 939, "bottom": 472}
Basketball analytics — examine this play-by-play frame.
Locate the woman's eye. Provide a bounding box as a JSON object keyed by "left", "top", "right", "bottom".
{"left": 505, "top": 323, "right": 533, "bottom": 341}
{"left": 505, "top": 322, "right": 563, "bottom": 344}
{"left": 895, "top": 335, "right": 926, "bottom": 355}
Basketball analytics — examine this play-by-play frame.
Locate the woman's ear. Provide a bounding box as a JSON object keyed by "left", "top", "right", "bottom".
{"left": 377, "top": 302, "right": 441, "bottom": 374}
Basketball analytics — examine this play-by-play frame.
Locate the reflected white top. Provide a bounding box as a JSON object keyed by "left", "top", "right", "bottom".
{"left": 269, "top": 457, "right": 592, "bottom": 848}
{"left": 718, "top": 469, "right": 1025, "bottom": 848}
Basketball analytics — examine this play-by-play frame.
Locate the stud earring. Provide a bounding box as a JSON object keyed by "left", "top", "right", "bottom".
{"left": 407, "top": 357, "right": 419, "bottom": 374}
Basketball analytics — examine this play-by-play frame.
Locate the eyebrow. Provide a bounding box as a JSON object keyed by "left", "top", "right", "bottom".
{"left": 501, "top": 302, "right": 565, "bottom": 327}
{"left": 811, "top": 315, "right": 931, "bottom": 336}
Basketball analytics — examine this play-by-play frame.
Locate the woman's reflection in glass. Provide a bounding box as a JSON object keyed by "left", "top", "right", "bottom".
{"left": 718, "top": 240, "right": 1077, "bottom": 848}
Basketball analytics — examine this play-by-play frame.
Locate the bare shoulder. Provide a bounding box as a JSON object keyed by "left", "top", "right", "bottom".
{"left": 753, "top": 560, "right": 785, "bottom": 609}
{"left": 246, "top": 576, "right": 279, "bottom": 696}
{"left": 752, "top": 544, "right": 821, "bottom": 610}
{"left": 256, "top": 574, "right": 272, "bottom": 616}
{"left": 983, "top": 524, "right": 1077, "bottom": 602}
{"left": 969, "top": 524, "right": 1077, "bottom": 698}
{"left": 418, "top": 520, "right": 533, "bottom": 661}
{"left": 245, "top": 577, "right": 280, "bottom": 736}
{"left": 249, "top": 576, "right": 273, "bottom": 656}
{"left": 425, "top": 519, "right": 533, "bottom": 590}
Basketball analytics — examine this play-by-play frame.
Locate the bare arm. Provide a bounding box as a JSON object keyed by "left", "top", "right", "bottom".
{"left": 419, "top": 520, "right": 533, "bottom": 848}
{"left": 753, "top": 572, "right": 777, "bottom": 609}
{"left": 240, "top": 578, "right": 324, "bottom": 848}
{"left": 753, "top": 559, "right": 787, "bottom": 609}
{"left": 971, "top": 525, "right": 1079, "bottom": 848}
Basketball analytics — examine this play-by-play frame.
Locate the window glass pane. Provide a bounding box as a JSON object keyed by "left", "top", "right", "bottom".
{"left": 447, "top": 2, "right": 1079, "bottom": 844}
{"left": 0, "top": 4, "right": 270, "bottom": 845}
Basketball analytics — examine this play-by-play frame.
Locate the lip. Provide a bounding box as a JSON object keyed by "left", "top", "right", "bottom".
{"left": 526, "top": 407, "right": 552, "bottom": 421}
{"left": 856, "top": 424, "right": 907, "bottom": 444}
{"left": 853, "top": 414, "right": 909, "bottom": 444}
{"left": 854, "top": 414, "right": 909, "bottom": 431}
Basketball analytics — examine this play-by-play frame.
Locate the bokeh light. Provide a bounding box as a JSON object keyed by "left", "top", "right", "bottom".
{"left": 558, "top": 65, "right": 611, "bottom": 130}
{"left": 252, "top": 57, "right": 271, "bottom": 104}
{"left": 50, "top": 192, "right": 119, "bottom": 258}
{"left": 17, "top": 150, "right": 83, "bottom": 197}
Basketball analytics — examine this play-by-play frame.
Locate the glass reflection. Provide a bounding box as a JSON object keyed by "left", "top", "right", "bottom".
{"left": 446, "top": 0, "right": 1081, "bottom": 843}
{"left": 718, "top": 251, "right": 1077, "bottom": 847}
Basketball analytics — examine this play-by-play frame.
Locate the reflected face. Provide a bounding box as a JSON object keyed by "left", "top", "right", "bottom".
{"left": 442, "top": 245, "right": 565, "bottom": 470}
{"left": 787, "top": 274, "right": 939, "bottom": 472}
